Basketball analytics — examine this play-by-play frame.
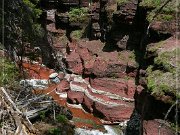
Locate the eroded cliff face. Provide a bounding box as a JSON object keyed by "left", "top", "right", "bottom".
{"left": 37, "top": 0, "right": 179, "bottom": 134}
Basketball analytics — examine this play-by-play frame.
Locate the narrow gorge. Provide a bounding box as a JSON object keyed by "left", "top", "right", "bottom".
{"left": 0, "top": 0, "right": 179, "bottom": 135}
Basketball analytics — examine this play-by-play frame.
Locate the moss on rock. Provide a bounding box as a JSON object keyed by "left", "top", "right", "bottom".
{"left": 140, "top": 0, "right": 176, "bottom": 22}
{"left": 118, "top": 51, "right": 139, "bottom": 67}
{"left": 146, "top": 48, "right": 180, "bottom": 103}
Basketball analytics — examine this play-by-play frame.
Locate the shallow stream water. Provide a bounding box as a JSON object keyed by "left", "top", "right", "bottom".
{"left": 75, "top": 125, "right": 124, "bottom": 135}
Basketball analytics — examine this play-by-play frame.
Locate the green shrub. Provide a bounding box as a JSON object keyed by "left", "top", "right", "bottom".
{"left": 71, "top": 30, "right": 83, "bottom": 39}
{"left": 56, "top": 114, "right": 68, "bottom": 124}
{"left": 147, "top": 12, "right": 173, "bottom": 22}
{"left": 146, "top": 66, "right": 178, "bottom": 100}
{"left": 140, "top": 0, "right": 161, "bottom": 7}
{"left": 140, "top": 0, "right": 176, "bottom": 22}
{"left": 69, "top": 7, "right": 89, "bottom": 23}
{"left": 154, "top": 48, "right": 180, "bottom": 72}
{"left": 23, "top": 0, "right": 42, "bottom": 18}
{"left": 47, "top": 128, "right": 61, "bottom": 135}
{"left": 39, "top": 111, "right": 46, "bottom": 120}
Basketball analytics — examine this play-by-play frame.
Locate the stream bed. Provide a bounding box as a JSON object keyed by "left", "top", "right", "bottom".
{"left": 22, "top": 62, "right": 125, "bottom": 135}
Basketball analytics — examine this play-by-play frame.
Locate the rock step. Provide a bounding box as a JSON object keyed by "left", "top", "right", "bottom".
{"left": 69, "top": 81, "right": 134, "bottom": 106}
{"left": 90, "top": 78, "right": 136, "bottom": 99}
{"left": 83, "top": 94, "right": 134, "bottom": 122}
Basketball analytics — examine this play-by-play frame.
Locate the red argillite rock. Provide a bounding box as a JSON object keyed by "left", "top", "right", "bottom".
{"left": 76, "top": 46, "right": 96, "bottom": 75}
{"left": 56, "top": 79, "right": 70, "bottom": 92}
{"left": 67, "top": 75, "right": 137, "bottom": 122}
{"left": 65, "top": 40, "right": 138, "bottom": 77}
{"left": 90, "top": 78, "right": 136, "bottom": 99}
{"left": 94, "top": 101, "right": 134, "bottom": 122}
{"left": 82, "top": 95, "right": 94, "bottom": 113}
{"left": 67, "top": 91, "right": 84, "bottom": 104}
{"left": 65, "top": 51, "right": 83, "bottom": 75}
{"left": 143, "top": 119, "right": 175, "bottom": 135}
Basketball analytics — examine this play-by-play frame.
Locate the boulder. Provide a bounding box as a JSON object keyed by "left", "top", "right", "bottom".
{"left": 49, "top": 73, "right": 59, "bottom": 79}
{"left": 67, "top": 41, "right": 138, "bottom": 77}
{"left": 65, "top": 51, "right": 83, "bottom": 75}
{"left": 82, "top": 95, "right": 94, "bottom": 113}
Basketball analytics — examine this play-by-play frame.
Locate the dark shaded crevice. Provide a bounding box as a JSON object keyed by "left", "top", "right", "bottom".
{"left": 92, "top": 103, "right": 106, "bottom": 119}
{"left": 147, "top": 29, "right": 172, "bottom": 44}
{"left": 125, "top": 109, "right": 142, "bottom": 135}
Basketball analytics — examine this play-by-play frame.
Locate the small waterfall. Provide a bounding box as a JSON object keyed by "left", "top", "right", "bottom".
{"left": 74, "top": 125, "right": 124, "bottom": 135}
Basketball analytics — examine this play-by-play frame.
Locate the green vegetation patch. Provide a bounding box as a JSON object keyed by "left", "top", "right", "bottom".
{"left": 140, "top": 0, "right": 176, "bottom": 22}
{"left": 69, "top": 7, "right": 89, "bottom": 23}
{"left": 118, "top": 51, "right": 139, "bottom": 67}
{"left": 56, "top": 114, "right": 68, "bottom": 124}
{"left": 0, "top": 57, "right": 19, "bottom": 88}
{"left": 154, "top": 48, "right": 180, "bottom": 72}
{"left": 140, "top": 0, "right": 162, "bottom": 8}
{"left": 146, "top": 66, "right": 180, "bottom": 101}
{"left": 47, "top": 128, "right": 61, "bottom": 135}
{"left": 71, "top": 30, "right": 83, "bottom": 40}
{"left": 147, "top": 41, "right": 165, "bottom": 53}
{"left": 146, "top": 48, "right": 180, "bottom": 102}
{"left": 147, "top": 12, "right": 173, "bottom": 22}
{"left": 73, "top": 117, "right": 104, "bottom": 130}
{"left": 23, "top": 0, "right": 42, "bottom": 18}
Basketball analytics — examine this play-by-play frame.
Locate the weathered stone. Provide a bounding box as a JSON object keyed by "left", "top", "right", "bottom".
{"left": 94, "top": 101, "right": 134, "bottom": 121}
{"left": 67, "top": 91, "right": 84, "bottom": 104}
{"left": 49, "top": 73, "right": 59, "bottom": 79}
{"left": 66, "top": 75, "right": 136, "bottom": 122}
{"left": 65, "top": 51, "right": 83, "bottom": 75}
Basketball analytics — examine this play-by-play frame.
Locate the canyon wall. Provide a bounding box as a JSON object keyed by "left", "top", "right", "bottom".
{"left": 38, "top": 0, "right": 179, "bottom": 134}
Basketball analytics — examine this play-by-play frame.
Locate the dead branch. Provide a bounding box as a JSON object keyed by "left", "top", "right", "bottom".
{"left": 0, "top": 87, "right": 37, "bottom": 134}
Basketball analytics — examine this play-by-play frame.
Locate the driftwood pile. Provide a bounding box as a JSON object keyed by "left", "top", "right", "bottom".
{"left": 0, "top": 87, "right": 55, "bottom": 135}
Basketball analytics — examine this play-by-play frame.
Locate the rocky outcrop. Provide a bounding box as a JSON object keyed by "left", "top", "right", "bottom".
{"left": 39, "top": 0, "right": 141, "bottom": 124}
{"left": 65, "top": 40, "right": 138, "bottom": 77}
{"left": 37, "top": 0, "right": 179, "bottom": 133}
{"left": 113, "top": 0, "right": 138, "bottom": 25}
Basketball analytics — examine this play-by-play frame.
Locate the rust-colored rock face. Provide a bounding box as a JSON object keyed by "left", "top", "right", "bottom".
{"left": 67, "top": 91, "right": 84, "bottom": 104}
{"left": 65, "top": 73, "right": 137, "bottom": 122}
{"left": 65, "top": 51, "right": 83, "bottom": 74}
{"left": 143, "top": 120, "right": 175, "bottom": 135}
{"left": 65, "top": 40, "right": 138, "bottom": 78}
